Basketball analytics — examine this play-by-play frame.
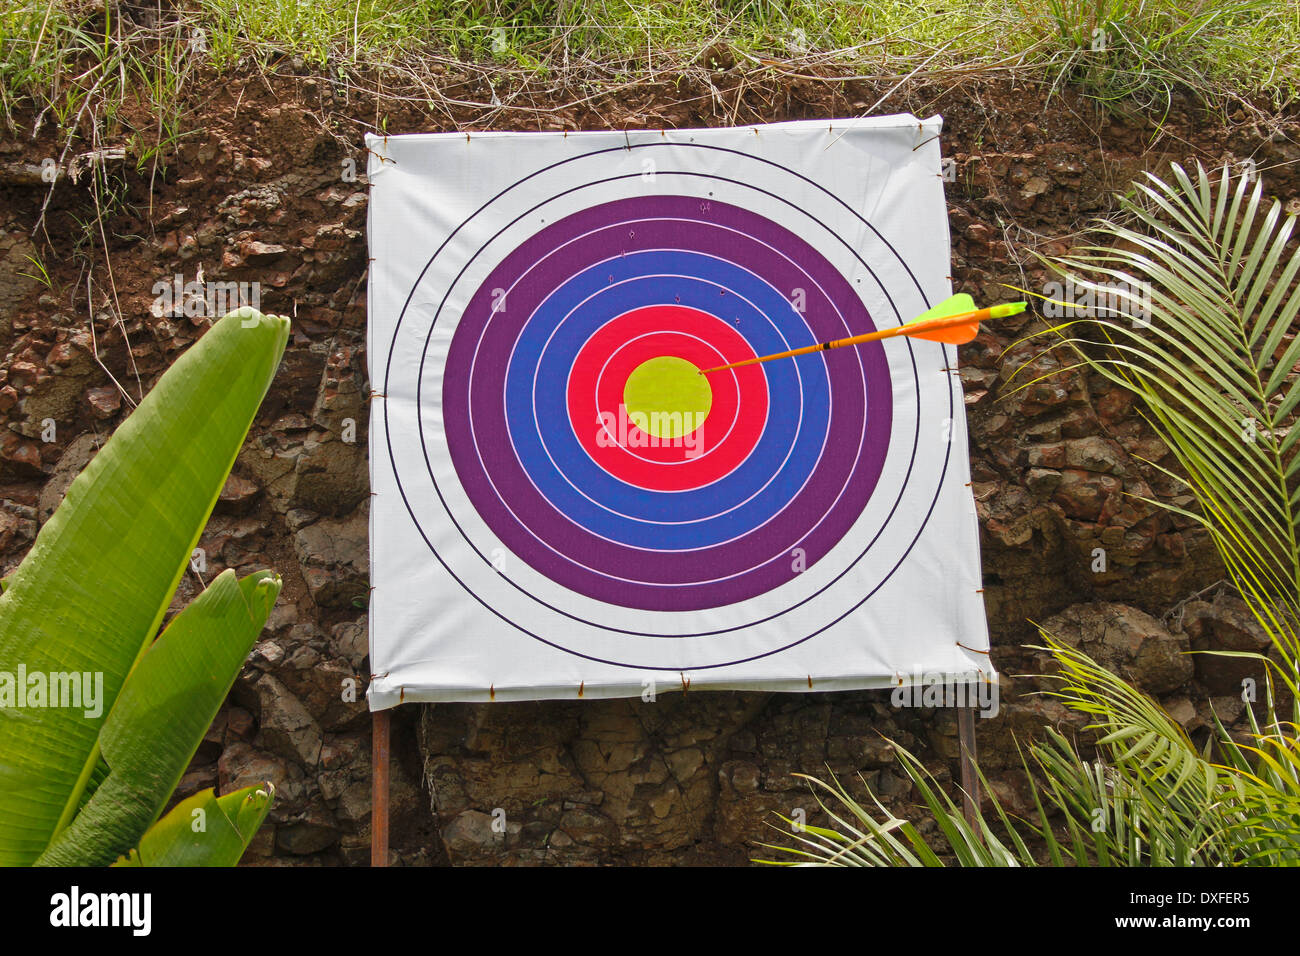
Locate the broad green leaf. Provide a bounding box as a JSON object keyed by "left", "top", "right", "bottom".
{"left": 111, "top": 783, "right": 275, "bottom": 867}
{"left": 0, "top": 309, "right": 289, "bottom": 865}
{"left": 37, "top": 569, "right": 281, "bottom": 866}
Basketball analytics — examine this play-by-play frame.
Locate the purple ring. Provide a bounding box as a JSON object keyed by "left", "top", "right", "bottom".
{"left": 441, "top": 196, "right": 892, "bottom": 610}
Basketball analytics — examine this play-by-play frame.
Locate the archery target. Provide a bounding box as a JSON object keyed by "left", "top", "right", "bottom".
{"left": 367, "top": 118, "right": 992, "bottom": 705}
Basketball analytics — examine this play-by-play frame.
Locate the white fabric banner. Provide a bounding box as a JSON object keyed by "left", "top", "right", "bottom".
{"left": 365, "top": 115, "right": 992, "bottom": 708}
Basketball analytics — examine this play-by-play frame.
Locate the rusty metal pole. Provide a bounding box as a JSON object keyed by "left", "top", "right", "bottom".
{"left": 371, "top": 708, "right": 391, "bottom": 867}
{"left": 957, "top": 703, "right": 980, "bottom": 832}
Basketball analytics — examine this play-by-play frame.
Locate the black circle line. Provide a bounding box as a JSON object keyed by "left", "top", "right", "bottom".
{"left": 397, "top": 186, "right": 934, "bottom": 661}
{"left": 392, "top": 161, "right": 932, "bottom": 647}
{"left": 417, "top": 173, "right": 911, "bottom": 632}
{"left": 397, "top": 171, "right": 927, "bottom": 652}
{"left": 377, "top": 145, "right": 951, "bottom": 668}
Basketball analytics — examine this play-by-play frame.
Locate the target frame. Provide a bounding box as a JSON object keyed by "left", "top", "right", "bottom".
{"left": 366, "top": 118, "right": 991, "bottom": 703}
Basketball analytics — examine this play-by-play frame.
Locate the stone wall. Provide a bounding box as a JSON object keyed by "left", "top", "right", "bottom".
{"left": 1, "top": 71, "right": 1296, "bottom": 864}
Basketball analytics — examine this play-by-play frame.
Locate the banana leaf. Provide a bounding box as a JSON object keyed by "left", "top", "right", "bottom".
{"left": 37, "top": 568, "right": 281, "bottom": 865}
{"left": 0, "top": 308, "right": 289, "bottom": 865}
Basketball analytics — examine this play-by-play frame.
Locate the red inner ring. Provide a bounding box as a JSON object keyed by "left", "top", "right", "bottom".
{"left": 567, "top": 305, "right": 769, "bottom": 492}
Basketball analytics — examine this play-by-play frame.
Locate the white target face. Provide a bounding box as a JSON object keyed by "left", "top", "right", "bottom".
{"left": 367, "top": 118, "right": 992, "bottom": 704}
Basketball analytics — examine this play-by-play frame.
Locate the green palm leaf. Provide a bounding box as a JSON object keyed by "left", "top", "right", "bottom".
{"left": 767, "top": 162, "right": 1300, "bottom": 868}
{"left": 1033, "top": 164, "right": 1300, "bottom": 690}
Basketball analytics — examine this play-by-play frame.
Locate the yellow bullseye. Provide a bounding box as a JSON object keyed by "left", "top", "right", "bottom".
{"left": 623, "top": 356, "right": 712, "bottom": 440}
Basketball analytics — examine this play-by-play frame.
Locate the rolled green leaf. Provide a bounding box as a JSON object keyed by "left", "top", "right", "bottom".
{"left": 111, "top": 783, "right": 275, "bottom": 867}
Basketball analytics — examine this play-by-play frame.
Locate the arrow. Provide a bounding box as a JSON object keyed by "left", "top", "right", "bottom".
{"left": 698, "top": 294, "right": 1026, "bottom": 375}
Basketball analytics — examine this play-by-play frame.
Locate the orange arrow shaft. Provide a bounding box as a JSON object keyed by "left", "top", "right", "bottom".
{"left": 699, "top": 306, "right": 994, "bottom": 375}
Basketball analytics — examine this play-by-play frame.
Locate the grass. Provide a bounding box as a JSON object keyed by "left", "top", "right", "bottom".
{"left": 187, "top": 0, "right": 1004, "bottom": 68}
{"left": 0, "top": 0, "right": 1294, "bottom": 173}
{"left": 179, "top": 0, "right": 1300, "bottom": 104}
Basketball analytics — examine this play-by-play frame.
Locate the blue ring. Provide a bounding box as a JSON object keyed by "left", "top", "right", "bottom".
{"left": 537, "top": 276, "right": 807, "bottom": 523}
{"left": 504, "top": 250, "right": 833, "bottom": 550}
{"left": 517, "top": 255, "right": 825, "bottom": 546}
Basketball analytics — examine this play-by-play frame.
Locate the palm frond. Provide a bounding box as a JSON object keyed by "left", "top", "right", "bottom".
{"left": 768, "top": 162, "right": 1300, "bottom": 868}
{"left": 1026, "top": 163, "right": 1300, "bottom": 695}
